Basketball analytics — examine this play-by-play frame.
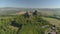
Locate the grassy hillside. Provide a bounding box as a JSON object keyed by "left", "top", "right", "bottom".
{"left": 0, "top": 8, "right": 60, "bottom": 34}
{"left": 42, "top": 17, "right": 60, "bottom": 34}
{"left": 42, "top": 17, "right": 60, "bottom": 27}
{"left": 0, "top": 13, "right": 60, "bottom": 34}
{"left": 0, "top": 14, "right": 51, "bottom": 34}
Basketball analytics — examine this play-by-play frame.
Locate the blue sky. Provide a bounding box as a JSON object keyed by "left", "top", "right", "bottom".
{"left": 0, "top": 0, "right": 60, "bottom": 8}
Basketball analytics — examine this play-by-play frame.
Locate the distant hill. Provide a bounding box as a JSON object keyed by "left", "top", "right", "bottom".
{"left": 0, "top": 7, "right": 60, "bottom": 16}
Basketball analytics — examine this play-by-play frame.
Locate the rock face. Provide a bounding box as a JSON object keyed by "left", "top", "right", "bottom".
{"left": 48, "top": 31, "right": 57, "bottom": 34}
{"left": 47, "top": 25, "right": 58, "bottom": 34}
{"left": 24, "top": 12, "right": 30, "bottom": 18}
{"left": 51, "top": 32, "right": 57, "bottom": 34}
{"left": 32, "top": 10, "right": 37, "bottom": 16}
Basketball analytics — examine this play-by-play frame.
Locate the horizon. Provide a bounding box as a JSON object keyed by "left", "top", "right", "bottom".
{"left": 0, "top": 7, "right": 60, "bottom": 9}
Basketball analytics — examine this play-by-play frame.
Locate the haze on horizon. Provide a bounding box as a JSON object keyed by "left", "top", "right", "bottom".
{"left": 0, "top": 0, "right": 60, "bottom": 8}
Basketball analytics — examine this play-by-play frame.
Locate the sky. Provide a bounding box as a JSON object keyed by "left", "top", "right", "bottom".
{"left": 0, "top": 0, "right": 60, "bottom": 8}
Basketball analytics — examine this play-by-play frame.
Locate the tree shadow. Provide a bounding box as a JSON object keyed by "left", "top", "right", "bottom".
{"left": 11, "top": 20, "right": 22, "bottom": 34}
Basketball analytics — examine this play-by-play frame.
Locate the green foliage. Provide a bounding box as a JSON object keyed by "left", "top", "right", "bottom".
{"left": 0, "top": 14, "right": 59, "bottom": 34}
